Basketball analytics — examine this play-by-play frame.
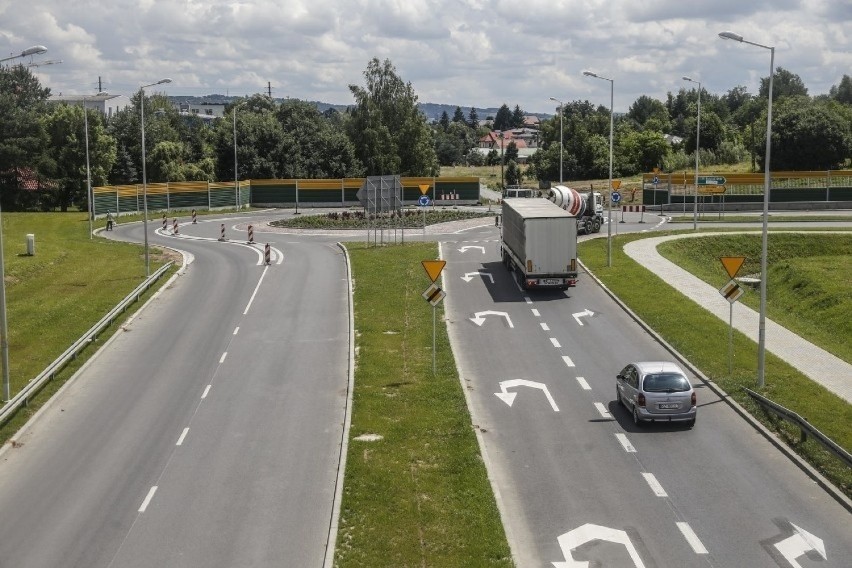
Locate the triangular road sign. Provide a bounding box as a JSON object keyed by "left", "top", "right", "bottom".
{"left": 419, "top": 184, "right": 430, "bottom": 195}
{"left": 720, "top": 256, "right": 746, "bottom": 278}
{"left": 422, "top": 260, "right": 446, "bottom": 282}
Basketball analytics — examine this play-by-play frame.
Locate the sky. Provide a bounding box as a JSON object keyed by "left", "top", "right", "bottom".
{"left": 2, "top": 0, "right": 850, "bottom": 115}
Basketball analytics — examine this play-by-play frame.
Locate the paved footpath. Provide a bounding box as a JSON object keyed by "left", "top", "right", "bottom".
{"left": 624, "top": 232, "right": 852, "bottom": 404}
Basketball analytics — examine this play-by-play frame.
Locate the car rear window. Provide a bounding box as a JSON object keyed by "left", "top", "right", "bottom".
{"left": 643, "top": 373, "right": 690, "bottom": 392}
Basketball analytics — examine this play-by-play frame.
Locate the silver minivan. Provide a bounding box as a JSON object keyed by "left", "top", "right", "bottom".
{"left": 616, "top": 361, "right": 696, "bottom": 427}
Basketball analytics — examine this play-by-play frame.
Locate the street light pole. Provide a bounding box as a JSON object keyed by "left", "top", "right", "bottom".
{"left": 682, "top": 76, "right": 701, "bottom": 230}
{"left": 549, "top": 97, "right": 564, "bottom": 184}
{"left": 0, "top": 45, "right": 47, "bottom": 64}
{"left": 82, "top": 92, "right": 108, "bottom": 240}
{"left": 719, "top": 31, "right": 775, "bottom": 388}
{"left": 233, "top": 103, "right": 239, "bottom": 209}
{"left": 139, "top": 78, "right": 172, "bottom": 277}
{"left": 583, "top": 71, "right": 614, "bottom": 267}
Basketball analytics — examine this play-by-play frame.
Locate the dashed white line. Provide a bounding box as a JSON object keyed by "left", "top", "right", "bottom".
{"left": 615, "top": 433, "right": 636, "bottom": 452}
{"left": 642, "top": 473, "right": 668, "bottom": 497}
{"left": 550, "top": 338, "right": 561, "bottom": 348}
{"left": 576, "top": 376, "right": 591, "bottom": 390}
{"left": 562, "top": 355, "right": 575, "bottom": 367}
{"left": 594, "top": 402, "right": 613, "bottom": 419}
{"left": 219, "top": 352, "right": 227, "bottom": 364}
{"left": 677, "top": 522, "right": 709, "bottom": 554}
{"left": 139, "top": 486, "right": 158, "bottom": 512}
{"left": 233, "top": 327, "right": 240, "bottom": 335}
{"left": 540, "top": 323, "right": 550, "bottom": 331}
{"left": 524, "top": 297, "right": 532, "bottom": 304}
{"left": 176, "top": 428, "right": 189, "bottom": 446}
{"left": 531, "top": 309, "right": 540, "bottom": 317}
{"left": 201, "top": 385, "right": 211, "bottom": 399}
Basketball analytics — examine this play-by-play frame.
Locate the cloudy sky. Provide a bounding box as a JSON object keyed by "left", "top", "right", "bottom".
{"left": 2, "top": 0, "right": 850, "bottom": 114}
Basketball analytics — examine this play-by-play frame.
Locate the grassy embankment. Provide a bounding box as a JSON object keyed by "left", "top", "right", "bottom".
{"left": 334, "top": 242, "right": 512, "bottom": 567}
{"left": 0, "top": 213, "right": 175, "bottom": 442}
{"left": 579, "top": 231, "right": 852, "bottom": 496}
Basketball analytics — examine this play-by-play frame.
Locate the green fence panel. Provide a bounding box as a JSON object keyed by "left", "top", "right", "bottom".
{"left": 209, "top": 187, "right": 235, "bottom": 208}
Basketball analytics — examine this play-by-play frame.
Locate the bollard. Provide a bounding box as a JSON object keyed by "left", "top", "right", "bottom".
{"left": 620, "top": 205, "right": 626, "bottom": 224}
{"left": 162, "top": 214, "right": 167, "bottom": 230}
{"left": 26, "top": 233, "right": 35, "bottom": 256}
{"left": 264, "top": 243, "right": 271, "bottom": 265}
{"left": 173, "top": 218, "right": 179, "bottom": 235}
{"left": 192, "top": 209, "right": 197, "bottom": 224}
{"left": 247, "top": 224, "right": 254, "bottom": 243}
{"left": 218, "top": 223, "right": 226, "bottom": 241}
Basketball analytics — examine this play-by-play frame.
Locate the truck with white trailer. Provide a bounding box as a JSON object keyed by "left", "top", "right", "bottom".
{"left": 545, "top": 185, "right": 604, "bottom": 235}
{"left": 500, "top": 198, "right": 579, "bottom": 290}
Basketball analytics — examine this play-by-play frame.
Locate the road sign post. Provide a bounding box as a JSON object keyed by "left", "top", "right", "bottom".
{"left": 421, "top": 260, "right": 446, "bottom": 374}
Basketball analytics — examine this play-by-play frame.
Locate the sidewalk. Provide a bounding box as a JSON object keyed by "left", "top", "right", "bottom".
{"left": 624, "top": 233, "right": 852, "bottom": 405}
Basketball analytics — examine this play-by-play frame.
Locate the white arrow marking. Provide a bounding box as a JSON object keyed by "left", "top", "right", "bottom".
{"left": 572, "top": 309, "right": 595, "bottom": 326}
{"left": 494, "top": 379, "right": 559, "bottom": 411}
{"left": 553, "top": 523, "right": 647, "bottom": 568}
{"left": 458, "top": 245, "right": 486, "bottom": 254}
{"left": 774, "top": 524, "right": 826, "bottom": 568}
{"left": 470, "top": 311, "right": 514, "bottom": 328}
{"left": 460, "top": 271, "right": 495, "bottom": 283}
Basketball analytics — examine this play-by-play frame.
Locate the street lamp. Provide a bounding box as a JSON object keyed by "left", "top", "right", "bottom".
{"left": 719, "top": 30, "right": 775, "bottom": 388}
{"left": 583, "top": 70, "right": 614, "bottom": 267}
{"left": 682, "top": 76, "right": 701, "bottom": 230}
{"left": 549, "top": 97, "right": 564, "bottom": 184}
{"left": 140, "top": 78, "right": 172, "bottom": 277}
{"left": 0, "top": 45, "right": 47, "bottom": 64}
{"left": 83, "top": 92, "right": 109, "bottom": 239}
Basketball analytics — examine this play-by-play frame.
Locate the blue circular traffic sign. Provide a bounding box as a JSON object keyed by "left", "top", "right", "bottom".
{"left": 652, "top": 175, "right": 659, "bottom": 185}
{"left": 418, "top": 195, "right": 431, "bottom": 206}
{"left": 611, "top": 191, "right": 621, "bottom": 203}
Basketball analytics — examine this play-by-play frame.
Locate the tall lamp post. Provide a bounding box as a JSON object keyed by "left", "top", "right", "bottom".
{"left": 549, "top": 97, "right": 564, "bottom": 184}
{"left": 83, "top": 92, "right": 108, "bottom": 239}
{"left": 139, "top": 78, "right": 172, "bottom": 276}
{"left": 719, "top": 31, "right": 774, "bottom": 388}
{"left": 583, "top": 70, "right": 614, "bottom": 267}
{"left": 0, "top": 45, "right": 47, "bottom": 65}
{"left": 682, "top": 76, "right": 701, "bottom": 230}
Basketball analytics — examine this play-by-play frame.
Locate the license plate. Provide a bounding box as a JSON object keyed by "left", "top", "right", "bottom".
{"left": 658, "top": 403, "right": 679, "bottom": 409}
{"left": 540, "top": 279, "right": 562, "bottom": 285}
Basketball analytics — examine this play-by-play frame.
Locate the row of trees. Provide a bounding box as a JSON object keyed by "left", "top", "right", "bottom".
{"left": 1, "top": 58, "right": 850, "bottom": 211}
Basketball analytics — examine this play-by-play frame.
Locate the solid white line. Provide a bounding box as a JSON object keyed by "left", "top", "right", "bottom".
{"left": 176, "top": 428, "right": 189, "bottom": 446}
{"left": 562, "top": 355, "right": 575, "bottom": 367}
{"left": 642, "top": 472, "right": 668, "bottom": 497}
{"left": 524, "top": 297, "right": 532, "bottom": 304}
{"left": 139, "top": 486, "right": 158, "bottom": 512}
{"left": 233, "top": 327, "right": 239, "bottom": 335}
{"left": 531, "top": 309, "right": 540, "bottom": 317}
{"left": 201, "top": 385, "right": 211, "bottom": 399}
{"left": 244, "top": 265, "right": 269, "bottom": 314}
{"left": 615, "top": 433, "right": 636, "bottom": 453}
{"left": 576, "top": 376, "right": 591, "bottom": 390}
{"left": 594, "top": 402, "right": 612, "bottom": 419}
{"left": 677, "top": 522, "right": 709, "bottom": 554}
{"left": 540, "top": 323, "right": 550, "bottom": 331}
{"left": 219, "top": 352, "right": 227, "bottom": 364}
{"left": 550, "top": 338, "right": 561, "bottom": 348}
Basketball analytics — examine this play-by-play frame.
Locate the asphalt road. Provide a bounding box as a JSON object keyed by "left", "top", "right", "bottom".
{"left": 0, "top": 212, "right": 350, "bottom": 567}
{"left": 441, "top": 221, "right": 852, "bottom": 567}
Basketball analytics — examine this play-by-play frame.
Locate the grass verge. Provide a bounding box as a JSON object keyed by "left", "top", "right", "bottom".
{"left": 0, "top": 212, "right": 176, "bottom": 444}
{"left": 668, "top": 214, "right": 852, "bottom": 223}
{"left": 579, "top": 232, "right": 852, "bottom": 498}
{"left": 334, "top": 242, "right": 512, "bottom": 567}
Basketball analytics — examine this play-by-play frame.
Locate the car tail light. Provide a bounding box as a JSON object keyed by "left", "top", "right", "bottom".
{"left": 638, "top": 393, "right": 646, "bottom": 407}
{"left": 691, "top": 392, "right": 697, "bottom": 407}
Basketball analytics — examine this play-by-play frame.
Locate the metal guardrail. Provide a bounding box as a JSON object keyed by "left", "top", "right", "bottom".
{"left": 0, "top": 262, "right": 174, "bottom": 428}
{"left": 744, "top": 388, "right": 852, "bottom": 469}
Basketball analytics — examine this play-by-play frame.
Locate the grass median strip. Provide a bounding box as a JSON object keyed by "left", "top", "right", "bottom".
{"left": 335, "top": 242, "right": 512, "bottom": 567}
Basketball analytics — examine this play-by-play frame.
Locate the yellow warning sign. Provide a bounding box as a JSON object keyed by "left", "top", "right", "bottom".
{"left": 611, "top": 180, "right": 622, "bottom": 190}
{"left": 419, "top": 184, "right": 430, "bottom": 195}
{"left": 720, "top": 256, "right": 746, "bottom": 278}
{"left": 422, "top": 260, "right": 446, "bottom": 282}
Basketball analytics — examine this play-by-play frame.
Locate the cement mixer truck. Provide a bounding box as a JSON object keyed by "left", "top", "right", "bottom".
{"left": 545, "top": 185, "right": 605, "bottom": 235}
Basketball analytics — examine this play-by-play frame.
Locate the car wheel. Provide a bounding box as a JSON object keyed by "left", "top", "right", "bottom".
{"left": 633, "top": 405, "right": 643, "bottom": 427}
{"left": 593, "top": 218, "right": 602, "bottom": 232}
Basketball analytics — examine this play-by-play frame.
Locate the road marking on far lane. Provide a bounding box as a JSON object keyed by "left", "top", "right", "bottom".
{"left": 540, "top": 323, "right": 550, "bottom": 331}
{"left": 641, "top": 473, "right": 668, "bottom": 497}
{"left": 524, "top": 297, "right": 532, "bottom": 304}
{"left": 576, "top": 377, "right": 591, "bottom": 390}
{"left": 201, "top": 385, "right": 211, "bottom": 399}
{"left": 550, "top": 338, "right": 561, "bottom": 348}
{"left": 562, "top": 355, "right": 575, "bottom": 367}
{"left": 219, "top": 352, "right": 227, "bottom": 364}
{"left": 531, "top": 309, "right": 540, "bottom": 317}
{"left": 233, "top": 327, "right": 239, "bottom": 335}
{"left": 594, "top": 403, "right": 613, "bottom": 419}
{"left": 176, "top": 428, "right": 189, "bottom": 446}
{"left": 615, "top": 433, "right": 636, "bottom": 452}
{"left": 677, "top": 522, "right": 709, "bottom": 554}
{"left": 139, "top": 486, "right": 158, "bottom": 512}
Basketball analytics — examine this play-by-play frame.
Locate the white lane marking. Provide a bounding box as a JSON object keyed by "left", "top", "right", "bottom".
{"left": 244, "top": 265, "right": 269, "bottom": 314}
{"left": 576, "top": 376, "right": 591, "bottom": 390}
{"left": 233, "top": 327, "right": 239, "bottom": 335}
{"left": 677, "top": 522, "right": 708, "bottom": 554}
{"left": 139, "top": 486, "right": 158, "bottom": 512}
{"left": 642, "top": 473, "right": 668, "bottom": 497}
{"left": 201, "top": 385, "right": 211, "bottom": 399}
{"left": 615, "top": 433, "right": 636, "bottom": 453}
{"left": 594, "top": 402, "right": 613, "bottom": 419}
{"left": 550, "top": 338, "right": 561, "bottom": 348}
{"left": 531, "top": 308, "right": 540, "bottom": 317}
{"left": 540, "top": 323, "right": 550, "bottom": 331}
{"left": 219, "top": 352, "right": 227, "bottom": 364}
{"left": 176, "top": 428, "right": 189, "bottom": 446}
{"left": 524, "top": 297, "right": 532, "bottom": 304}
{"left": 562, "top": 355, "right": 575, "bottom": 367}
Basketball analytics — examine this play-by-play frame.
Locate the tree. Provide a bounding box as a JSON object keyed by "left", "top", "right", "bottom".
{"left": 759, "top": 67, "right": 808, "bottom": 101}
{"left": 684, "top": 109, "right": 725, "bottom": 153}
{"left": 493, "top": 104, "right": 512, "bottom": 131}
{"left": 511, "top": 105, "right": 525, "bottom": 128}
{"left": 467, "top": 107, "right": 479, "bottom": 129}
{"left": 452, "top": 106, "right": 465, "bottom": 123}
{"left": 439, "top": 110, "right": 450, "bottom": 130}
{"left": 504, "top": 140, "right": 519, "bottom": 163}
{"left": 505, "top": 159, "right": 522, "bottom": 186}
{"left": 346, "top": 58, "right": 437, "bottom": 176}
{"left": 829, "top": 74, "right": 852, "bottom": 105}
{"left": 627, "top": 95, "right": 670, "bottom": 132}
{"left": 723, "top": 85, "right": 752, "bottom": 115}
